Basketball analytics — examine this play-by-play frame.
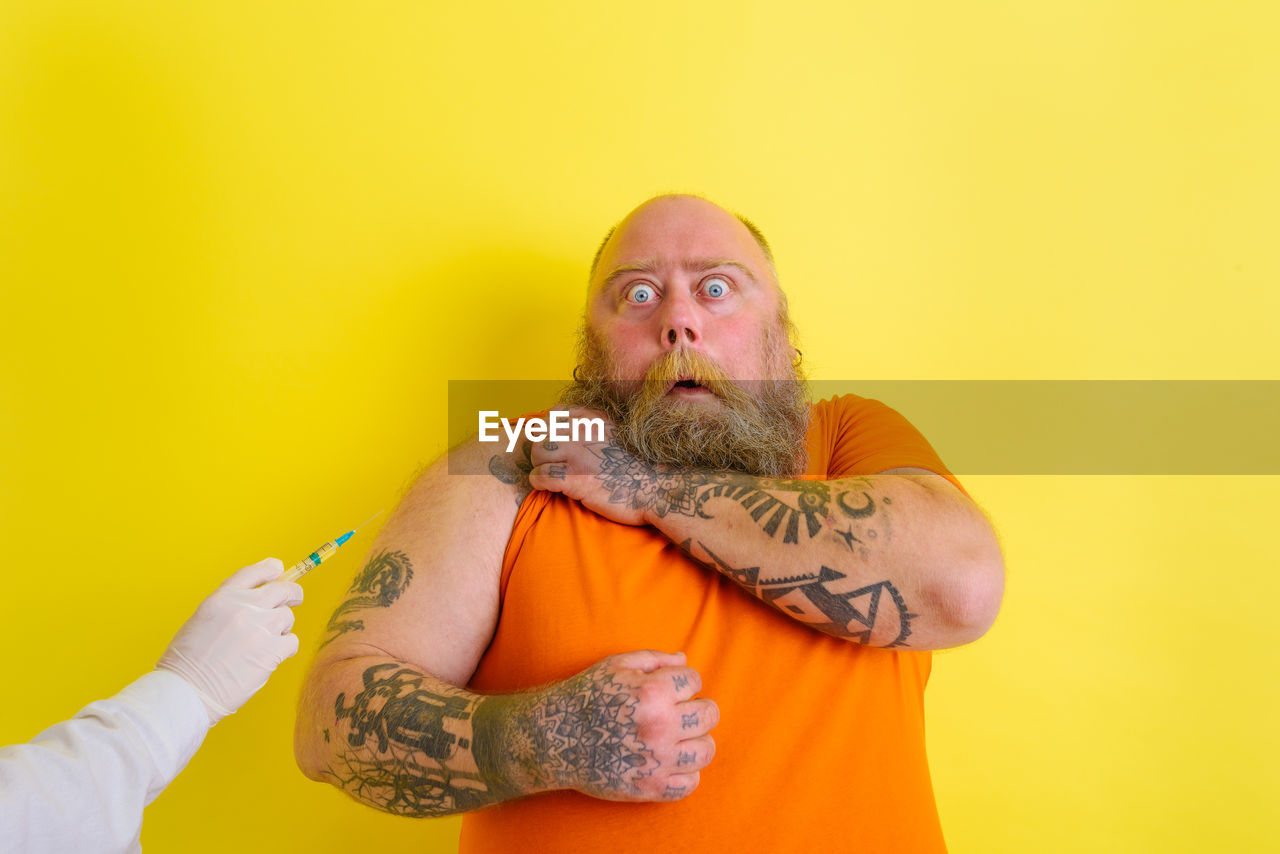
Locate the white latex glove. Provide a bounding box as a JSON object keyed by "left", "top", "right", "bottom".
{"left": 156, "top": 558, "right": 304, "bottom": 725}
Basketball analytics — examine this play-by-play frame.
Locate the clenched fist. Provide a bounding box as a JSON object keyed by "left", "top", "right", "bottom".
{"left": 519, "top": 650, "right": 718, "bottom": 802}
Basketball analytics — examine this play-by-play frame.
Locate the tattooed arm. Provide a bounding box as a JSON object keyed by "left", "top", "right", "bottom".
{"left": 295, "top": 438, "right": 718, "bottom": 814}
{"left": 653, "top": 467, "right": 1003, "bottom": 649}
{"left": 528, "top": 413, "right": 1004, "bottom": 650}
{"left": 298, "top": 650, "right": 716, "bottom": 815}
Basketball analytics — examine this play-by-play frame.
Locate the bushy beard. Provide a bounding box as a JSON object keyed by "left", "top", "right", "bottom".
{"left": 561, "top": 325, "right": 810, "bottom": 477}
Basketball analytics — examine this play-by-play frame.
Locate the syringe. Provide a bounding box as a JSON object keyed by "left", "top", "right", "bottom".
{"left": 282, "top": 510, "right": 384, "bottom": 583}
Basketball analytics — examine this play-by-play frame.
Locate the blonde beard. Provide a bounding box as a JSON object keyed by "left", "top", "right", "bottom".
{"left": 561, "top": 326, "right": 810, "bottom": 477}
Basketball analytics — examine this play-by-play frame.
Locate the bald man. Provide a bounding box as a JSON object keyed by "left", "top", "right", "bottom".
{"left": 295, "top": 195, "right": 1004, "bottom": 853}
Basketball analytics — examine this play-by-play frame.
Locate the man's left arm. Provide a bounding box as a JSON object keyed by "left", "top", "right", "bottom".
{"left": 530, "top": 421, "right": 1004, "bottom": 651}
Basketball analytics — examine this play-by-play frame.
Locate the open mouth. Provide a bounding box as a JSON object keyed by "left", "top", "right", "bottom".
{"left": 668, "top": 378, "right": 713, "bottom": 396}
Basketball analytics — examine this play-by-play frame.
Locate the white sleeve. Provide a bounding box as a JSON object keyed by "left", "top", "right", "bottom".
{"left": 0, "top": 669, "right": 210, "bottom": 854}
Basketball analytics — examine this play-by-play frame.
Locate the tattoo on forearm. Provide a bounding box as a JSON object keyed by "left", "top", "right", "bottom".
{"left": 834, "top": 527, "right": 860, "bottom": 551}
{"left": 592, "top": 439, "right": 886, "bottom": 545}
{"left": 696, "top": 475, "right": 833, "bottom": 543}
{"left": 592, "top": 438, "right": 914, "bottom": 644}
{"left": 320, "top": 550, "right": 414, "bottom": 648}
{"left": 325, "top": 659, "right": 658, "bottom": 816}
{"left": 836, "top": 489, "right": 876, "bottom": 518}
{"left": 698, "top": 543, "right": 917, "bottom": 647}
{"left": 327, "top": 663, "right": 492, "bottom": 816}
{"left": 337, "top": 665, "right": 470, "bottom": 759}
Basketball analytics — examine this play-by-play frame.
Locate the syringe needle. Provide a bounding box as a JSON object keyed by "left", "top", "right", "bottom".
{"left": 351, "top": 510, "right": 384, "bottom": 534}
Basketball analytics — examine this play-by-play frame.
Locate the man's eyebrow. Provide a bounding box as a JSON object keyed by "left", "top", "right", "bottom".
{"left": 601, "top": 258, "right": 758, "bottom": 289}
{"left": 683, "top": 258, "right": 757, "bottom": 283}
{"left": 603, "top": 259, "right": 660, "bottom": 289}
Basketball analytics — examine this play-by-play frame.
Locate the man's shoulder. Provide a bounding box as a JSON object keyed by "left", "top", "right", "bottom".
{"left": 810, "top": 392, "right": 912, "bottom": 429}
{"left": 383, "top": 435, "right": 533, "bottom": 564}
{"left": 807, "top": 393, "right": 874, "bottom": 435}
{"left": 810, "top": 392, "right": 875, "bottom": 414}
{"left": 447, "top": 432, "right": 534, "bottom": 503}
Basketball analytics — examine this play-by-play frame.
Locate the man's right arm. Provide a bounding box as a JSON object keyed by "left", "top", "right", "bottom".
{"left": 298, "top": 649, "right": 713, "bottom": 815}
{"left": 294, "top": 439, "right": 718, "bottom": 815}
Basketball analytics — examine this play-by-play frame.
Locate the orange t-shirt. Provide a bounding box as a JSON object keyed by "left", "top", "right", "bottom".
{"left": 463, "top": 395, "right": 961, "bottom": 853}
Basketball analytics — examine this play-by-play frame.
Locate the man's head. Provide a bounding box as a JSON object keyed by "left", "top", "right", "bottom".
{"left": 563, "top": 194, "right": 809, "bottom": 476}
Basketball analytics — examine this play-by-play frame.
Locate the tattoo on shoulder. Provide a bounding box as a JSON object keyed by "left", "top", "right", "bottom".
{"left": 488, "top": 440, "right": 533, "bottom": 507}
{"left": 320, "top": 550, "right": 414, "bottom": 648}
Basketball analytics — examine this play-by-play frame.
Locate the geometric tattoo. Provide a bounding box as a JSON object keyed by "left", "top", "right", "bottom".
{"left": 320, "top": 550, "right": 414, "bottom": 648}
{"left": 692, "top": 476, "right": 879, "bottom": 545}
{"left": 523, "top": 663, "right": 654, "bottom": 796}
{"left": 693, "top": 474, "right": 832, "bottom": 543}
{"left": 698, "top": 543, "right": 917, "bottom": 647}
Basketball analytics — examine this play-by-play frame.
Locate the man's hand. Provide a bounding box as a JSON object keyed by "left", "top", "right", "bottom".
{"left": 529, "top": 649, "right": 718, "bottom": 802}
{"left": 158, "top": 558, "right": 303, "bottom": 725}
{"left": 528, "top": 406, "right": 685, "bottom": 526}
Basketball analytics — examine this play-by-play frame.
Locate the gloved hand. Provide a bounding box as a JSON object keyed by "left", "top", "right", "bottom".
{"left": 157, "top": 558, "right": 304, "bottom": 725}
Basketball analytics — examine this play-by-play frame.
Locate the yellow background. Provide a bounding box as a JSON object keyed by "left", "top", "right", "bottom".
{"left": 2, "top": 1, "right": 1277, "bottom": 851}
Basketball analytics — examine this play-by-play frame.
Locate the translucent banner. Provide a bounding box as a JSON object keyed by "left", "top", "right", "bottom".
{"left": 447, "top": 380, "right": 1280, "bottom": 475}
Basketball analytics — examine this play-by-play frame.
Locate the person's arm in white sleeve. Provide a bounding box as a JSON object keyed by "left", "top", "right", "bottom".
{"left": 0, "top": 558, "right": 302, "bottom": 854}
{"left": 0, "top": 669, "right": 209, "bottom": 854}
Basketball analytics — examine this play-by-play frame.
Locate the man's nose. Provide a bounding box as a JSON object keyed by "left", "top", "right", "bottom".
{"left": 659, "top": 291, "right": 701, "bottom": 350}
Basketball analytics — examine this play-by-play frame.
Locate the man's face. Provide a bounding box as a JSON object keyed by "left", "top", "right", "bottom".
{"left": 586, "top": 195, "right": 790, "bottom": 391}
{"left": 565, "top": 196, "right": 809, "bottom": 477}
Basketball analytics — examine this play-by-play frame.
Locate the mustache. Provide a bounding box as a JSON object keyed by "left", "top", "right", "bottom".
{"left": 632, "top": 348, "right": 757, "bottom": 414}
{"left": 642, "top": 348, "right": 727, "bottom": 392}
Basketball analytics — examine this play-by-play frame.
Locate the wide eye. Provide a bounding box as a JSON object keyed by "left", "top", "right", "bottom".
{"left": 625, "top": 283, "right": 656, "bottom": 304}
{"left": 703, "top": 276, "right": 729, "bottom": 298}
